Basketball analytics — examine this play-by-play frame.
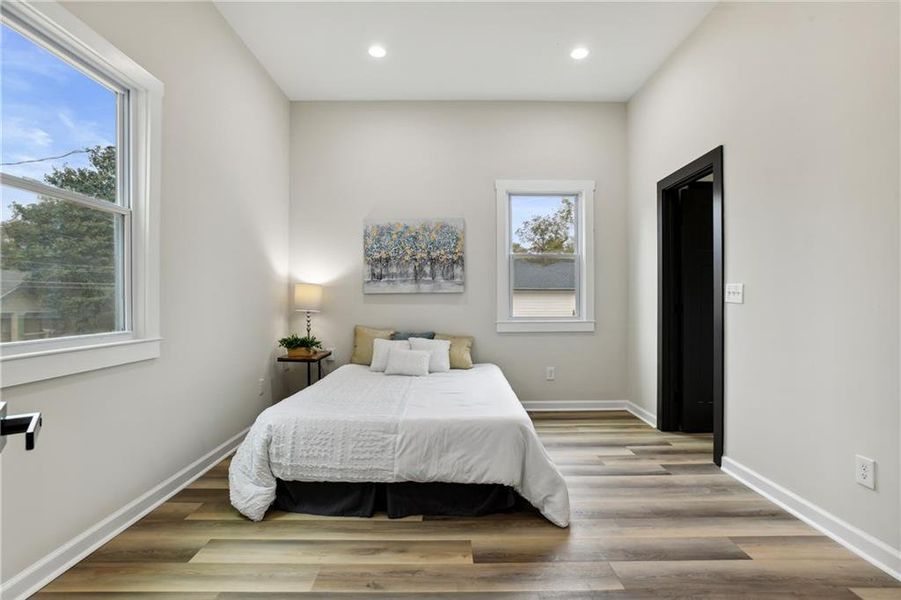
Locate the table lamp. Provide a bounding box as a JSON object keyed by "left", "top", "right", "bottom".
{"left": 294, "top": 283, "right": 323, "bottom": 337}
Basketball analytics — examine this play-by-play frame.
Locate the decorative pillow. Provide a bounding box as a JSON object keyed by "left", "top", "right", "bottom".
{"left": 435, "top": 333, "right": 474, "bottom": 369}
{"left": 370, "top": 339, "right": 411, "bottom": 372}
{"left": 350, "top": 325, "right": 394, "bottom": 365}
{"left": 392, "top": 331, "right": 436, "bottom": 341}
{"left": 409, "top": 337, "right": 451, "bottom": 373}
{"left": 384, "top": 348, "right": 430, "bottom": 377}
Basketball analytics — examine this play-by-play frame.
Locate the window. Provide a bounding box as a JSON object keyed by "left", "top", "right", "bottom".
{"left": 0, "top": 2, "right": 162, "bottom": 387}
{"left": 496, "top": 180, "right": 595, "bottom": 333}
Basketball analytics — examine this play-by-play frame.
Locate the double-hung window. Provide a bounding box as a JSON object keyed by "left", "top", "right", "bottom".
{"left": 0, "top": 2, "right": 162, "bottom": 387}
{"left": 495, "top": 180, "right": 595, "bottom": 333}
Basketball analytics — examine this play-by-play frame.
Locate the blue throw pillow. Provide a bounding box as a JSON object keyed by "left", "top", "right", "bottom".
{"left": 392, "top": 331, "right": 436, "bottom": 340}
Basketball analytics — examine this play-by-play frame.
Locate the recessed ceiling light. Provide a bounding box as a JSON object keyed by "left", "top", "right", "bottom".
{"left": 570, "top": 47, "right": 589, "bottom": 61}
{"left": 368, "top": 45, "right": 387, "bottom": 59}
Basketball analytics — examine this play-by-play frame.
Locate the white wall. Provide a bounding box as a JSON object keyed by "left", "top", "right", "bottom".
{"left": 1, "top": 2, "right": 290, "bottom": 581}
{"left": 289, "top": 102, "right": 627, "bottom": 401}
{"left": 627, "top": 2, "right": 899, "bottom": 550}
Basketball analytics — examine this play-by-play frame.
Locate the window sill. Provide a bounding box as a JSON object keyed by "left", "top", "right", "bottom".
{"left": 496, "top": 320, "right": 595, "bottom": 333}
{"left": 1, "top": 337, "right": 161, "bottom": 388}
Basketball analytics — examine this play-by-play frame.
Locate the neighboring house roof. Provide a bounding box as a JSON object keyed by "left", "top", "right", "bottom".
{"left": 1, "top": 270, "right": 26, "bottom": 299}
{"left": 513, "top": 259, "right": 575, "bottom": 290}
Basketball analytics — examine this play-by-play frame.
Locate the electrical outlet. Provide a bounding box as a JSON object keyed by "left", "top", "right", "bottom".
{"left": 546, "top": 366, "right": 556, "bottom": 381}
{"left": 855, "top": 455, "right": 876, "bottom": 490}
{"left": 725, "top": 283, "right": 744, "bottom": 304}
{"left": 257, "top": 378, "right": 265, "bottom": 396}
{"left": 324, "top": 347, "right": 336, "bottom": 362}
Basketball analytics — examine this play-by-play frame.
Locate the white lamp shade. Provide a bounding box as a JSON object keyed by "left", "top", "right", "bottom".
{"left": 294, "top": 283, "right": 323, "bottom": 312}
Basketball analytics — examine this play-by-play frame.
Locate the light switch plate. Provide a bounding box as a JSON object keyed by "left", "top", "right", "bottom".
{"left": 725, "top": 283, "right": 744, "bottom": 304}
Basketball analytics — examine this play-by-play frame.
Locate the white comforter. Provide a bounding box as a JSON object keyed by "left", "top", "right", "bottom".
{"left": 229, "top": 363, "right": 570, "bottom": 527}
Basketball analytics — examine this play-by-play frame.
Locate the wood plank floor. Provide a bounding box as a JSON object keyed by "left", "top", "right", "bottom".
{"left": 36, "top": 411, "right": 900, "bottom": 598}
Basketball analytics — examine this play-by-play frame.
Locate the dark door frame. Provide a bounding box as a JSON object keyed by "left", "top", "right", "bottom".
{"left": 657, "top": 146, "right": 724, "bottom": 466}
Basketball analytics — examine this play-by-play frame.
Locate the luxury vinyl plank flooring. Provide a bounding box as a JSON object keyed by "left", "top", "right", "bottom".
{"left": 35, "top": 411, "right": 901, "bottom": 598}
{"left": 190, "top": 540, "right": 473, "bottom": 565}
{"left": 850, "top": 589, "right": 901, "bottom": 599}
{"left": 185, "top": 503, "right": 423, "bottom": 522}
{"left": 310, "top": 562, "right": 624, "bottom": 593}
{"left": 39, "top": 563, "right": 318, "bottom": 593}
{"left": 609, "top": 559, "right": 894, "bottom": 593}
{"left": 470, "top": 536, "right": 751, "bottom": 562}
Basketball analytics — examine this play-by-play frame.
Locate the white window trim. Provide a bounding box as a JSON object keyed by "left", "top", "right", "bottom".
{"left": 495, "top": 179, "right": 595, "bottom": 333}
{"left": 0, "top": 0, "right": 163, "bottom": 388}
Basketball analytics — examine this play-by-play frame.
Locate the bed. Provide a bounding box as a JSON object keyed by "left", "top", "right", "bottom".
{"left": 229, "top": 363, "right": 570, "bottom": 527}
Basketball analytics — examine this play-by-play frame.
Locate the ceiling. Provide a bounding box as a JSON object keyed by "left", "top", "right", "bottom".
{"left": 214, "top": 2, "right": 715, "bottom": 101}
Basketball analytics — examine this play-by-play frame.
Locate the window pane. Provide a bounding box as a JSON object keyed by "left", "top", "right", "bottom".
{"left": 510, "top": 194, "right": 576, "bottom": 254}
{"left": 512, "top": 255, "right": 577, "bottom": 318}
{"left": 1, "top": 22, "right": 118, "bottom": 202}
{"left": 1, "top": 185, "right": 124, "bottom": 341}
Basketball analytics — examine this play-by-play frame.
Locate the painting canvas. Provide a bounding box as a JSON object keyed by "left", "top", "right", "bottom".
{"left": 364, "top": 218, "right": 465, "bottom": 293}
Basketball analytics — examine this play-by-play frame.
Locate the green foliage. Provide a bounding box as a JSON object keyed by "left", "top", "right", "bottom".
{"left": 514, "top": 197, "right": 575, "bottom": 254}
{"left": 1, "top": 146, "right": 119, "bottom": 337}
{"left": 44, "top": 145, "right": 117, "bottom": 202}
{"left": 278, "top": 334, "right": 323, "bottom": 350}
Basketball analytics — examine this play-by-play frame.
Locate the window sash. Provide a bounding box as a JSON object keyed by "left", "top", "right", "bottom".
{"left": 507, "top": 193, "right": 582, "bottom": 321}
{"left": 507, "top": 193, "right": 579, "bottom": 254}
{"left": 1, "top": 9, "right": 130, "bottom": 209}
{"left": 508, "top": 254, "right": 582, "bottom": 321}
{"left": 0, "top": 176, "right": 132, "bottom": 346}
{"left": 0, "top": 174, "right": 129, "bottom": 216}
{"left": 0, "top": 8, "right": 134, "bottom": 348}
{"left": 495, "top": 180, "right": 595, "bottom": 333}
{"left": 0, "top": 183, "right": 133, "bottom": 350}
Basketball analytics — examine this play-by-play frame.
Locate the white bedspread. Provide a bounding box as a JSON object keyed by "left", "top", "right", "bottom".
{"left": 229, "top": 363, "right": 570, "bottom": 527}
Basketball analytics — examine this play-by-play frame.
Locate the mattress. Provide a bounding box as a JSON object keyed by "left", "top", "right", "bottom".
{"left": 229, "top": 363, "right": 570, "bottom": 526}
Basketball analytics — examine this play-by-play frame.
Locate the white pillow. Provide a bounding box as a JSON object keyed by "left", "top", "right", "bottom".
{"left": 384, "top": 348, "right": 430, "bottom": 376}
{"left": 370, "top": 339, "right": 410, "bottom": 372}
{"left": 409, "top": 337, "right": 451, "bottom": 373}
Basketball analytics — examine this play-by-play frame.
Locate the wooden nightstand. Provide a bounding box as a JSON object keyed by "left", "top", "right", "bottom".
{"left": 277, "top": 350, "right": 332, "bottom": 386}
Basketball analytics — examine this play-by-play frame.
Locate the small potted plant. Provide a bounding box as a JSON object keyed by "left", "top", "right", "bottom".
{"left": 278, "top": 333, "right": 323, "bottom": 358}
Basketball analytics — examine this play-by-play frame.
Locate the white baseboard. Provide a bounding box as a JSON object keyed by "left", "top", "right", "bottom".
{"left": 521, "top": 399, "right": 657, "bottom": 427}
{"left": 1, "top": 427, "right": 249, "bottom": 600}
{"left": 623, "top": 401, "right": 657, "bottom": 427}
{"left": 722, "top": 456, "right": 901, "bottom": 582}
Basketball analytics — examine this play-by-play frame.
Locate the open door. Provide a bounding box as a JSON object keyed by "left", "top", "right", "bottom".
{"left": 658, "top": 146, "right": 724, "bottom": 465}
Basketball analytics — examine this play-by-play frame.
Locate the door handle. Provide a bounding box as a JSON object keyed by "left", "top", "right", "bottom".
{"left": 0, "top": 401, "right": 43, "bottom": 451}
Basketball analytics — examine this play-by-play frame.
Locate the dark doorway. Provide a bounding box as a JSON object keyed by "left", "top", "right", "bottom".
{"left": 658, "top": 146, "right": 724, "bottom": 465}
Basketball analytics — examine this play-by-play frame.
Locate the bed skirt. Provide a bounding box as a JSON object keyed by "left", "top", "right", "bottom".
{"left": 274, "top": 479, "right": 521, "bottom": 519}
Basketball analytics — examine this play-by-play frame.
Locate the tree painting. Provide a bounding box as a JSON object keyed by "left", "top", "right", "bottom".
{"left": 364, "top": 218, "right": 464, "bottom": 293}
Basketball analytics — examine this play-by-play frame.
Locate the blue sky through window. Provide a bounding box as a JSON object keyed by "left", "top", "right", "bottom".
{"left": 1, "top": 22, "right": 117, "bottom": 218}
{"left": 510, "top": 194, "right": 575, "bottom": 251}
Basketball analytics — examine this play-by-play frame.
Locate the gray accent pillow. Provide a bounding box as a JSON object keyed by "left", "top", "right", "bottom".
{"left": 392, "top": 331, "right": 435, "bottom": 340}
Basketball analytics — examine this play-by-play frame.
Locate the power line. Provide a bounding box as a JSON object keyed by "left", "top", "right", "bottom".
{"left": 1, "top": 148, "right": 90, "bottom": 167}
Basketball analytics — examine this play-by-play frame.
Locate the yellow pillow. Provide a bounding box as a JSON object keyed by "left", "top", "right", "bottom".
{"left": 350, "top": 325, "right": 394, "bottom": 365}
{"left": 435, "top": 333, "right": 474, "bottom": 369}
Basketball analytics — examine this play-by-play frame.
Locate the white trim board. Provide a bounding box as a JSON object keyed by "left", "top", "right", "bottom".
{"left": 0, "top": 428, "right": 249, "bottom": 600}
{"left": 722, "top": 456, "right": 901, "bottom": 582}
{"left": 521, "top": 400, "right": 657, "bottom": 427}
